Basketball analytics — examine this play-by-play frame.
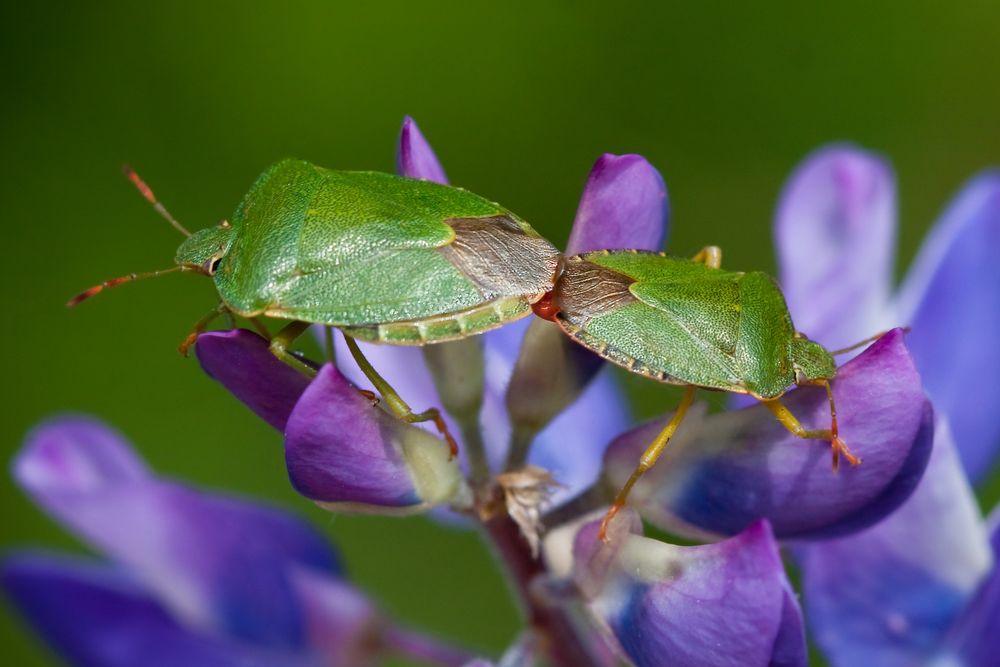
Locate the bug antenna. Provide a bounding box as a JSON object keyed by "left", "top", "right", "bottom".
{"left": 67, "top": 266, "right": 185, "bottom": 307}
{"left": 122, "top": 165, "right": 192, "bottom": 237}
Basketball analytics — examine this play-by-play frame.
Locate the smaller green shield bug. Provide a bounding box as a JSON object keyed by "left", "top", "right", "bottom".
{"left": 70, "top": 159, "right": 561, "bottom": 454}
{"left": 534, "top": 246, "right": 872, "bottom": 540}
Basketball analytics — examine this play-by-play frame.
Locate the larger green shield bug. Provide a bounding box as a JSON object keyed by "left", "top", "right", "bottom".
{"left": 70, "top": 158, "right": 561, "bottom": 454}
{"left": 533, "top": 246, "right": 871, "bottom": 540}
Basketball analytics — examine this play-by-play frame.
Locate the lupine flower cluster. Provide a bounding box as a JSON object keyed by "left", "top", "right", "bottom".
{"left": 4, "top": 118, "right": 998, "bottom": 666}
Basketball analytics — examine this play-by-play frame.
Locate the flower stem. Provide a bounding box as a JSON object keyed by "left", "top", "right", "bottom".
{"left": 383, "top": 624, "right": 475, "bottom": 667}
{"left": 541, "top": 481, "right": 612, "bottom": 530}
{"left": 503, "top": 424, "right": 537, "bottom": 472}
{"left": 459, "top": 417, "right": 492, "bottom": 490}
{"left": 481, "top": 509, "right": 610, "bottom": 667}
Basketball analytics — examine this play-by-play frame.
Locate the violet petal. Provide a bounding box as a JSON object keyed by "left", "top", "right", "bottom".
{"left": 14, "top": 417, "right": 339, "bottom": 648}
{"left": 770, "top": 583, "right": 809, "bottom": 667}
{"left": 196, "top": 329, "right": 310, "bottom": 432}
{"left": 936, "top": 508, "right": 1000, "bottom": 667}
{"left": 480, "top": 319, "right": 632, "bottom": 504}
{"left": 285, "top": 363, "right": 464, "bottom": 511}
{"left": 2, "top": 554, "right": 318, "bottom": 667}
{"left": 332, "top": 334, "right": 472, "bottom": 474}
{"left": 565, "top": 153, "right": 668, "bottom": 255}
{"left": 527, "top": 367, "right": 631, "bottom": 506}
{"left": 573, "top": 513, "right": 806, "bottom": 667}
{"left": 775, "top": 145, "right": 897, "bottom": 351}
{"left": 894, "top": 171, "right": 1000, "bottom": 482}
{"left": 604, "top": 330, "right": 932, "bottom": 539}
{"left": 288, "top": 566, "right": 380, "bottom": 666}
{"left": 800, "top": 421, "right": 992, "bottom": 667}
{"left": 397, "top": 116, "right": 448, "bottom": 184}
{"left": 504, "top": 319, "right": 606, "bottom": 454}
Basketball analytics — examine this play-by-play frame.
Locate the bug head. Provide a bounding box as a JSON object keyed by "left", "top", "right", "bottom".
{"left": 791, "top": 334, "right": 837, "bottom": 383}
{"left": 175, "top": 220, "right": 236, "bottom": 276}
{"left": 67, "top": 167, "right": 234, "bottom": 307}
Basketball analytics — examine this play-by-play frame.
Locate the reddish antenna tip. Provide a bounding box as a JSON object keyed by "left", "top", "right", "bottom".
{"left": 121, "top": 164, "right": 192, "bottom": 237}
{"left": 66, "top": 267, "right": 183, "bottom": 308}
{"left": 122, "top": 164, "right": 157, "bottom": 205}
{"left": 66, "top": 285, "right": 103, "bottom": 307}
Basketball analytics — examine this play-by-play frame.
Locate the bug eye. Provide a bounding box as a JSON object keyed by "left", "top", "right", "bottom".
{"left": 203, "top": 257, "right": 223, "bottom": 275}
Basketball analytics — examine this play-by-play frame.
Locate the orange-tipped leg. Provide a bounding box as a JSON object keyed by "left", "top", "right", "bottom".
{"left": 357, "top": 388, "right": 379, "bottom": 403}
{"left": 762, "top": 380, "right": 861, "bottom": 471}
{"left": 409, "top": 407, "right": 460, "bottom": 459}
{"left": 178, "top": 303, "right": 229, "bottom": 356}
{"left": 599, "top": 386, "right": 697, "bottom": 542}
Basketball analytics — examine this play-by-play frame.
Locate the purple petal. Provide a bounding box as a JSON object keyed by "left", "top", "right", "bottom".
{"left": 573, "top": 513, "right": 805, "bottom": 667}
{"left": 565, "top": 153, "right": 668, "bottom": 255}
{"left": 479, "top": 318, "right": 632, "bottom": 503}
{"left": 937, "top": 509, "right": 1000, "bottom": 666}
{"left": 503, "top": 154, "right": 664, "bottom": 465}
{"left": 397, "top": 116, "right": 448, "bottom": 184}
{"left": 527, "top": 367, "right": 631, "bottom": 505}
{"left": 604, "top": 330, "right": 933, "bottom": 539}
{"left": 285, "top": 363, "right": 464, "bottom": 511}
{"left": 13, "top": 416, "right": 149, "bottom": 489}
{"left": 288, "top": 566, "right": 380, "bottom": 666}
{"left": 2, "top": 553, "right": 319, "bottom": 667}
{"left": 332, "top": 334, "right": 474, "bottom": 471}
{"left": 771, "top": 584, "right": 809, "bottom": 667}
{"left": 894, "top": 171, "right": 1000, "bottom": 482}
{"left": 14, "top": 417, "right": 339, "bottom": 649}
{"left": 504, "top": 319, "right": 607, "bottom": 461}
{"left": 776, "top": 145, "right": 897, "bottom": 351}
{"left": 800, "top": 421, "right": 993, "bottom": 667}
{"left": 196, "top": 329, "right": 310, "bottom": 432}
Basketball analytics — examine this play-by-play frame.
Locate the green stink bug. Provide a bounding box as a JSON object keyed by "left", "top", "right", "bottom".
{"left": 70, "top": 159, "right": 560, "bottom": 452}
{"left": 533, "top": 246, "right": 865, "bottom": 539}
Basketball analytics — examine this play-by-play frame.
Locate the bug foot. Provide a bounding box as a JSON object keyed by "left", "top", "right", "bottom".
{"left": 598, "top": 504, "right": 623, "bottom": 544}
{"left": 830, "top": 435, "right": 861, "bottom": 471}
{"left": 357, "top": 388, "right": 379, "bottom": 405}
{"left": 178, "top": 332, "right": 198, "bottom": 357}
{"left": 429, "top": 412, "right": 460, "bottom": 460}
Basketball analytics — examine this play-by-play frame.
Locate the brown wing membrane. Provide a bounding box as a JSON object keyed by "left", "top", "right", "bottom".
{"left": 552, "top": 256, "right": 638, "bottom": 322}
{"left": 550, "top": 257, "right": 682, "bottom": 382}
{"left": 439, "top": 215, "right": 560, "bottom": 301}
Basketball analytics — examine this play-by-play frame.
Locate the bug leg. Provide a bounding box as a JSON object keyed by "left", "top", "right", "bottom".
{"left": 343, "top": 335, "right": 459, "bottom": 458}
{"left": 599, "top": 386, "right": 697, "bottom": 543}
{"left": 691, "top": 246, "right": 723, "bottom": 269}
{"left": 269, "top": 320, "right": 318, "bottom": 377}
{"left": 246, "top": 316, "right": 272, "bottom": 339}
{"left": 323, "top": 326, "right": 336, "bottom": 363}
{"left": 178, "top": 303, "right": 229, "bottom": 356}
{"left": 761, "top": 389, "right": 861, "bottom": 471}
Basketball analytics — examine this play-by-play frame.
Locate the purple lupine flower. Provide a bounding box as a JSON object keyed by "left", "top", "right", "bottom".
{"left": 197, "top": 330, "right": 468, "bottom": 514}
{"left": 186, "top": 119, "right": 935, "bottom": 666}
{"left": 570, "top": 511, "right": 806, "bottom": 667}
{"left": 772, "top": 146, "right": 1000, "bottom": 666}
{"left": 3, "top": 417, "right": 475, "bottom": 667}
{"left": 7, "top": 118, "right": 943, "bottom": 667}
{"left": 602, "top": 329, "right": 933, "bottom": 539}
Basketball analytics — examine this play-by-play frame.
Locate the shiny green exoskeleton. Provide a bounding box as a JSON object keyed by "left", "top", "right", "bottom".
{"left": 177, "top": 159, "right": 560, "bottom": 343}
{"left": 73, "top": 159, "right": 560, "bottom": 454}
{"left": 534, "top": 246, "right": 862, "bottom": 540}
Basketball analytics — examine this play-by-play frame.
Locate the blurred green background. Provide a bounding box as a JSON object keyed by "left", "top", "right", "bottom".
{"left": 3, "top": 2, "right": 1000, "bottom": 665}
